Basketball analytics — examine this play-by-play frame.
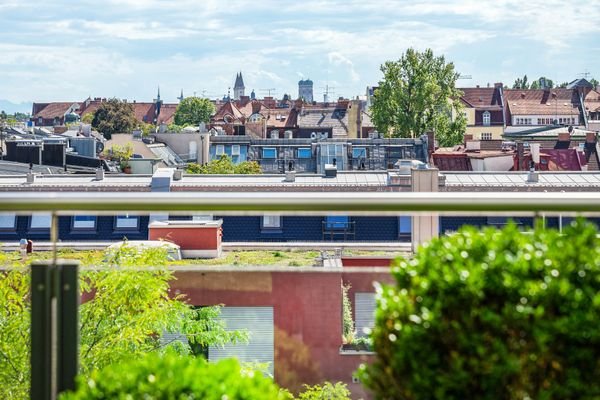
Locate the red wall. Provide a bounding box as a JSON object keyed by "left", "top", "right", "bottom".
{"left": 172, "top": 268, "right": 394, "bottom": 398}
{"left": 149, "top": 226, "right": 222, "bottom": 250}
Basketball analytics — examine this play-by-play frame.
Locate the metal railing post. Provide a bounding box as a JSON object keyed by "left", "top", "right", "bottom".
{"left": 30, "top": 261, "right": 79, "bottom": 400}
{"left": 31, "top": 264, "right": 52, "bottom": 400}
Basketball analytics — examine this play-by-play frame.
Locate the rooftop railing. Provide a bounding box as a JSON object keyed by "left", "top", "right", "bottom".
{"left": 3, "top": 190, "right": 600, "bottom": 400}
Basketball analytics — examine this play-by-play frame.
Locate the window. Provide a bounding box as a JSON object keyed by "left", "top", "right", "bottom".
{"left": 355, "top": 293, "right": 376, "bottom": 338}
{"left": 480, "top": 132, "right": 492, "bottom": 141}
{"left": 297, "top": 148, "right": 312, "bottom": 159}
{"left": 208, "top": 307, "right": 274, "bottom": 376}
{"left": 482, "top": 111, "right": 491, "bottom": 126}
{"left": 72, "top": 216, "right": 96, "bottom": 230}
{"left": 115, "top": 215, "right": 139, "bottom": 230}
{"left": 215, "top": 145, "right": 225, "bottom": 156}
{"left": 0, "top": 213, "right": 16, "bottom": 230}
{"left": 231, "top": 145, "right": 240, "bottom": 156}
{"left": 352, "top": 147, "right": 367, "bottom": 159}
{"left": 324, "top": 216, "right": 349, "bottom": 229}
{"left": 398, "top": 216, "right": 411, "bottom": 236}
{"left": 261, "top": 215, "right": 281, "bottom": 231}
{"left": 262, "top": 148, "right": 276, "bottom": 159}
{"left": 30, "top": 213, "right": 51, "bottom": 230}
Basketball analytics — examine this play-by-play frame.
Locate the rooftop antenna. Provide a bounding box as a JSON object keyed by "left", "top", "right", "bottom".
{"left": 260, "top": 88, "right": 276, "bottom": 96}
{"left": 578, "top": 70, "right": 591, "bottom": 79}
{"left": 320, "top": 84, "right": 336, "bottom": 103}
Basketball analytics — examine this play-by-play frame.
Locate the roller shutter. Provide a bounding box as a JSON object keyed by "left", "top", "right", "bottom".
{"left": 355, "top": 293, "right": 376, "bottom": 337}
{"left": 208, "top": 306, "right": 274, "bottom": 376}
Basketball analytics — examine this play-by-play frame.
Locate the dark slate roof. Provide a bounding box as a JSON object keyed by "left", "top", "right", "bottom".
{"left": 297, "top": 108, "right": 349, "bottom": 137}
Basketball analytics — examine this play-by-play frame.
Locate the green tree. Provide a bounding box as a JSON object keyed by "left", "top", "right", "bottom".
{"left": 174, "top": 96, "right": 215, "bottom": 126}
{"left": 371, "top": 48, "right": 466, "bottom": 147}
{"left": 187, "top": 155, "right": 261, "bottom": 174}
{"left": 80, "top": 113, "right": 94, "bottom": 124}
{"left": 359, "top": 220, "right": 600, "bottom": 400}
{"left": 60, "top": 353, "right": 289, "bottom": 400}
{"left": 513, "top": 74, "right": 529, "bottom": 89}
{"left": 91, "top": 98, "right": 137, "bottom": 140}
{"left": 590, "top": 78, "right": 599, "bottom": 88}
{"left": 0, "top": 245, "right": 246, "bottom": 398}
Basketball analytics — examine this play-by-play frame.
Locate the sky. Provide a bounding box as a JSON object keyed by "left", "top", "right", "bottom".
{"left": 1, "top": 0, "right": 599, "bottom": 110}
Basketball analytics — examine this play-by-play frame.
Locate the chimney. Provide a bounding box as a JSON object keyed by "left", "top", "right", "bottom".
{"left": 411, "top": 165, "right": 439, "bottom": 252}
{"left": 558, "top": 132, "right": 571, "bottom": 142}
{"left": 95, "top": 167, "right": 104, "bottom": 181}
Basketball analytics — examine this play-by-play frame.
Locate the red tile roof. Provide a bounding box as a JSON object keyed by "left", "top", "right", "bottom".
{"left": 505, "top": 89, "right": 579, "bottom": 115}
{"left": 157, "top": 104, "right": 177, "bottom": 125}
{"left": 32, "top": 102, "right": 78, "bottom": 119}
{"left": 584, "top": 89, "right": 600, "bottom": 113}
{"left": 459, "top": 87, "right": 503, "bottom": 110}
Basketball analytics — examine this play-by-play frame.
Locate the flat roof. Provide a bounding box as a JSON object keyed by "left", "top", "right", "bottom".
{"left": 1, "top": 171, "right": 600, "bottom": 191}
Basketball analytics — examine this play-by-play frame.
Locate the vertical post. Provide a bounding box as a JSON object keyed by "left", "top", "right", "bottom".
{"left": 30, "top": 261, "right": 79, "bottom": 400}
{"left": 411, "top": 166, "right": 440, "bottom": 253}
{"left": 58, "top": 263, "right": 79, "bottom": 393}
{"left": 31, "top": 264, "right": 53, "bottom": 400}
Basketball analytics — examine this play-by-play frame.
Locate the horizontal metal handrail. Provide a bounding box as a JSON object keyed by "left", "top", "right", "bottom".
{"left": 0, "top": 192, "right": 599, "bottom": 214}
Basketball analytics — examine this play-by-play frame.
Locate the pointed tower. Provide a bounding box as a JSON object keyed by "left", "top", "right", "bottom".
{"left": 154, "top": 86, "right": 162, "bottom": 123}
{"left": 178, "top": 89, "right": 184, "bottom": 102}
{"left": 234, "top": 72, "right": 245, "bottom": 100}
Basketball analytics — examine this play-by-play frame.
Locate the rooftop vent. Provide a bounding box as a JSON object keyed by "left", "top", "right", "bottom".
{"left": 394, "top": 159, "right": 425, "bottom": 174}
{"left": 324, "top": 163, "right": 337, "bottom": 178}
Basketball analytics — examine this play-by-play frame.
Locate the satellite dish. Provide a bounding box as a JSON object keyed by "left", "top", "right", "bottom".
{"left": 96, "top": 141, "right": 105, "bottom": 153}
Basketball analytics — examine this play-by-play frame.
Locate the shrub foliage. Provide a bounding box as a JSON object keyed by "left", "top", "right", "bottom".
{"left": 360, "top": 220, "right": 600, "bottom": 400}
{"left": 60, "top": 352, "right": 287, "bottom": 400}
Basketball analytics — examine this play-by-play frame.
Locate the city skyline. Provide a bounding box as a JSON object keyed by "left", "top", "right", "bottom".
{"left": 0, "top": 0, "right": 599, "bottom": 110}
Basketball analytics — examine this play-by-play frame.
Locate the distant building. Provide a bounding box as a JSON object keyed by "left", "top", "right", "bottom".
{"left": 234, "top": 72, "right": 245, "bottom": 100}
{"left": 459, "top": 83, "right": 506, "bottom": 141}
{"left": 298, "top": 79, "right": 313, "bottom": 102}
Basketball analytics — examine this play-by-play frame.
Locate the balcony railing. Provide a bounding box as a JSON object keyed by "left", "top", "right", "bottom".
{"left": 3, "top": 190, "right": 600, "bottom": 399}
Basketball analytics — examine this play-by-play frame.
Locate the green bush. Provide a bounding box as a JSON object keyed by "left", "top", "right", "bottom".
{"left": 297, "top": 382, "right": 351, "bottom": 399}
{"left": 60, "top": 352, "right": 288, "bottom": 400}
{"left": 359, "top": 220, "right": 600, "bottom": 400}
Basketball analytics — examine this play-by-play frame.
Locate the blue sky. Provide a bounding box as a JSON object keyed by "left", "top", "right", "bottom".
{"left": 1, "top": 0, "right": 599, "bottom": 108}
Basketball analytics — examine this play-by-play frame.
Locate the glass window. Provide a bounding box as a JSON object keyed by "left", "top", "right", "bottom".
{"left": 398, "top": 216, "right": 411, "bottom": 234}
{"left": 231, "top": 145, "right": 240, "bottom": 155}
{"left": 324, "top": 216, "right": 349, "bottom": 230}
{"left": 297, "top": 148, "right": 312, "bottom": 159}
{"left": 262, "top": 215, "right": 281, "bottom": 229}
{"left": 262, "top": 148, "right": 277, "bottom": 159}
{"left": 0, "top": 213, "right": 16, "bottom": 229}
{"left": 30, "top": 213, "right": 51, "bottom": 229}
{"left": 352, "top": 147, "right": 367, "bottom": 159}
{"left": 73, "top": 216, "right": 96, "bottom": 230}
{"left": 115, "top": 215, "right": 139, "bottom": 229}
{"left": 482, "top": 111, "right": 491, "bottom": 126}
{"left": 481, "top": 133, "right": 492, "bottom": 141}
{"left": 215, "top": 145, "right": 225, "bottom": 156}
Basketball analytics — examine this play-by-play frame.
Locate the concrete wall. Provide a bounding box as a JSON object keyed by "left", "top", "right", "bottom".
{"left": 154, "top": 133, "right": 204, "bottom": 162}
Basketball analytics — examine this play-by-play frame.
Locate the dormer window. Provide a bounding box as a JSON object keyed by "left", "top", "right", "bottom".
{"left": 482, "top": 111, "right": 491, "bottom": 126}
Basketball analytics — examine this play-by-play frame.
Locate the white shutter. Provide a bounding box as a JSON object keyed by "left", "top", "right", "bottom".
{"left": 355, "top": 293, "right": 376, "bottom": 338}
{"left": 209, "top": 307, "right": 274, "bottom": 376}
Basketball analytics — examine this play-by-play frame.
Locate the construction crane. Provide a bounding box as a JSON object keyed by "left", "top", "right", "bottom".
{"left": 457, "top": 74, "right": 472, "bottom": 80}
{"left": 260, "top": 88, "right": 277, "bottom": 96}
